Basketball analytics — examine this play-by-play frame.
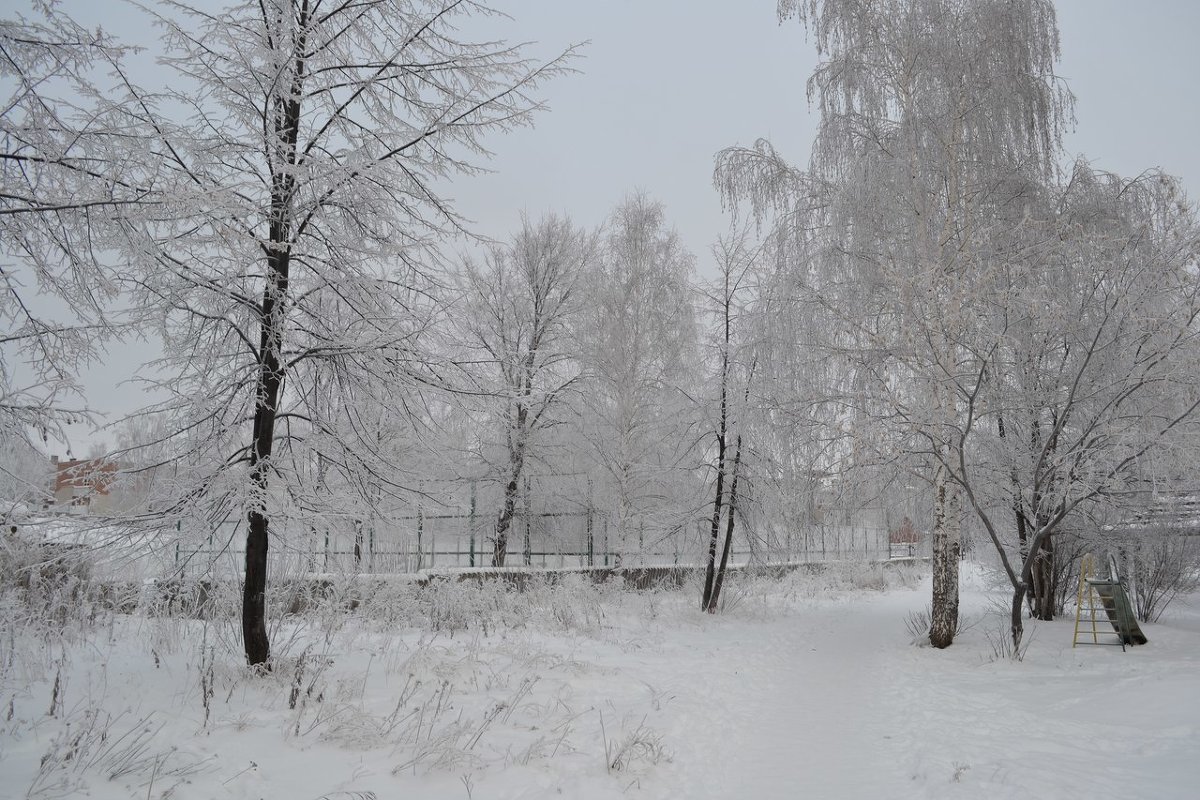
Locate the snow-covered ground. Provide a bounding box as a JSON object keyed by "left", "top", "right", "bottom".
{"left": 2, "top": 563, "right": 1197, "bottom": 799}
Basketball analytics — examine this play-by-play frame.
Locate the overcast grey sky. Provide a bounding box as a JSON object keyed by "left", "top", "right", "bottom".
{"left": 27, "top": 0, "right": 1200, "bottom": 451}
{"left": 446, "top": 0, "right": 1200, "bottom": 268}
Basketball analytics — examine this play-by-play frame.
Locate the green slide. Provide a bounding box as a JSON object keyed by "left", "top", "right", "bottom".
{"left": 1087, "top": 557, "right": 1148, "bottom": 646}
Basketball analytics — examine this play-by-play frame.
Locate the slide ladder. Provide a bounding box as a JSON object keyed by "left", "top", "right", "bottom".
{"left": 1072, "top": 554, "right": 1148, "bottom": 650}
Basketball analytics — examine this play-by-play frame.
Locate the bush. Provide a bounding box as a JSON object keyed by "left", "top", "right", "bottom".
{"left": 0, "top": 527, "right": 94, "bottom": 627}
{"left": 1130, "top": 532, "right": 1200, "bottom": 623}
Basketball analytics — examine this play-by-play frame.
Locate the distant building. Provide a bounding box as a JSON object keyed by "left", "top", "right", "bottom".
{"left": 48, "top": 456, "right": 120, "bottom": 514}
{"left": 889, "top": 516, "right": 920, "bottom": 558}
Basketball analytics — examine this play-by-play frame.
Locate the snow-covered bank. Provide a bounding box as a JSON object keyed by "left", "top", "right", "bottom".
{"left": 1, "top": 563, "right": 1197, "bottom": 799}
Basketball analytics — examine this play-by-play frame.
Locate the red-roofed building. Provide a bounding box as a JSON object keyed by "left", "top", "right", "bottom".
{"left": 48, "top": 456, "right": 120, "bottom": 514}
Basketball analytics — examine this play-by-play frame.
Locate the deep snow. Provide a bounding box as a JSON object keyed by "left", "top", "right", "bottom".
{"left": 1, "top": 564, "right": 1197, "bottom": 799}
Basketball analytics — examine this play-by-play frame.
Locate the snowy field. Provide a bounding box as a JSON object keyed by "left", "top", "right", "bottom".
{"left": 2, "top": 563, "right": 1198, "bottom": 800}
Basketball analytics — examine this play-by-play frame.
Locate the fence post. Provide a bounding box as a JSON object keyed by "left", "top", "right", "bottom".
{"left": 523, "top": 475, "right": 532, "bottom": 567}
{"left": 586, "top": 479, "right": 594, "bottom": 567}
{"left": 469, "top": 481, "right": 477, "bottom": 568}
{"left": 354, "top": 519, "right": 363, "bottom": 572}
{"left": 416, "top": 503, "right": 424, "bottom": 571}
{"left": 306, "top": 526, "right": 315, "bottom": 574}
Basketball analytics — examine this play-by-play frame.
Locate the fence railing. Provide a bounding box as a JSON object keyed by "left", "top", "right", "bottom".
{"left": 170, "top": 510, "right": 921, "bottom": 580}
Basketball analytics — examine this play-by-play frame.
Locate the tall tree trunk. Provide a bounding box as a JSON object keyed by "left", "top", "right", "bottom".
{"left": 701, "top": 382, "right": 728, "bottom": 610}
{"left": 1027, "top": 409, "right": 1061, "bottom": 620}
{"left": 493, "top": 473, "right": 519, "bottom": 567}
{"left": 929, "top": 458, "right": 961, "bottom": 648}
{"left": 243, "top": 14, "right": 307, "bottom": 666}
{"left": 492, "top": 392, "right": 529, "bottom": 566}
{"left": 1010, "top": 581, "right": 1027, "bottom": 652}
{"left": 703, "top": 271, "right": 737, "bottom": 612}
{"left": 493, "top": 426, "right": 526, "bottom": 567}
{"left": 700, "top": 448, "right": 726, "bottom": 610}
{"left": 707, "top": 434, "right": 743, "bottom": 613}
{"left": 1031, "top": 532, "right": 1055, "bottom": 620}
{"left": 997, "top": 415, "right": 1031, "bottom": 608}
{"left": 245, "top": 246, "right": 289, "bottom": 668}
{"left": 614, "top": 465, "right": 632, "bottom": 568}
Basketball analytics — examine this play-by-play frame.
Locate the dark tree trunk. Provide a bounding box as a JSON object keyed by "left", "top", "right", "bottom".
{"left": 998, "top": 415, "right": 1036, "bottom": 617}
{"left": 700, "top": 460, "right": 725, "bottom": 610}
{"left": 493, "top": 378, "right": 531, "bottom": 567}
{"left": 243, "top": 508, "right": 271, "bottom": 667}
{"left": 701, "top": 400, "right": 727, "bottom": 610}
{"left": 1010, "top": 582, "right": 1027, "bottom": 652}
{"left": 493, "top": 473, "right": 519, "bottom": 567}
{"left": 1027, "top": 409, "right": 1061, "bottom": 621}
{"left": 244, "top": 253, "right": 287, "bottom": 666}
{"left": 1012, "top": 524, "right": 1056, "bottom": 649}
{"left": 243, "top": 15, "right": 307, "bottom": 667}
{"left": 244, "top": 250, "right": 288, "bottom": 667}
{"left": 707, "top": 434, "right": 743, "bottom": 613}
{"left": 703, "top": 280, "right": 736, "bottom": 611}
{"left": 1030, "top": 532, "right": 1055, "bottom": 620}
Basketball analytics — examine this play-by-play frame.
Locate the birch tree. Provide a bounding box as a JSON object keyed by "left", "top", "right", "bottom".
{"left": 699, "top": 230, "right": 759, "bottom": 612}
{"left": 460, "top": 215, "right": 596, "bottom": 567}
{"left": 721, "top": 0, "right": 1071, "bottom": 647}
{"left": 577, "top": 193, "right": 700, "bottom": 565}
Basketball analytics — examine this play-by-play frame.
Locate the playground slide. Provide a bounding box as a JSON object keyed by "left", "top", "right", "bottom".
{"left": 1087, "top": 579, "right": 1149, "bottom": 646}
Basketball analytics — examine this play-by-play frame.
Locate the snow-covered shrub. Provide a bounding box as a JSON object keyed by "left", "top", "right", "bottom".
{"left": 0, "top": 530, "right": 94, "bottom": 628}
{"left": 984, "top": 618, "right": 1034, "bottom": 662}
{"left": 1130, "top": 533, "right": 1200, "bottom": 623}
{"left": 0, "top": 533, "right": 110, "bottom": 687}
{"left": 601, "top": 712, "right": 670, "bottom": 774}
{"left": 25, "top": 707, "right": 213, "bottom": 798}
{"left": 905, "top": 605, "right": 931, "bottom": 646}
{"left": 525, "top": 572, "right": 617, "bottom": 633}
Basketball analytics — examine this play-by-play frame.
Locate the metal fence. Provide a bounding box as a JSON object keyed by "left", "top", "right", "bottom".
{"left": 171, "top": 509, "right": 920, "bottom": 580}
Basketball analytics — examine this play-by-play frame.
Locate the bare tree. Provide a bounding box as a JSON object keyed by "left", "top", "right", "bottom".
{"left": 576, "top": 192, "right": 700, "bottom": 565}
{"left": 8, "top": 0, "right": 577, "bottom": 666}
{"left": 460, "top": 215, "right": 596, "bottom": 567}
{"left": 1, "top": 6, "right": 146, "bottom": 491}
{"left": 700, "top": 230, "right": 758, "bottom": 612}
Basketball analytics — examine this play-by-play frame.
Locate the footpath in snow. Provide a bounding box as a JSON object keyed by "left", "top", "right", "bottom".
{"left": 637, "top": 567, "right": 1200, "bottom": 800}
{"left": 649, "top": 593, "right": 909, "bottom": 798}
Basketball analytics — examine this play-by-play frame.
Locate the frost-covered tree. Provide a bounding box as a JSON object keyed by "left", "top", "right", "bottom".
{"left": 3, "top": 0, "right": 575, "bottom": 666}
{"left": 947, "top": 164, "right": 1200, "bottom": 647}
{"left": 576, "top": 193, "right": 700, "bottom": 565}
{"left": 699, "top": 229, "right": 760, "bottom": 612}
{"left": 720, "top": 0, "right": 1071, "bottom": 647}
{"left": 460, "top": 215, "right": 597, "bottom": 567}
{"left": 1, "top": 7, "right": 144, "bottom": 496}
